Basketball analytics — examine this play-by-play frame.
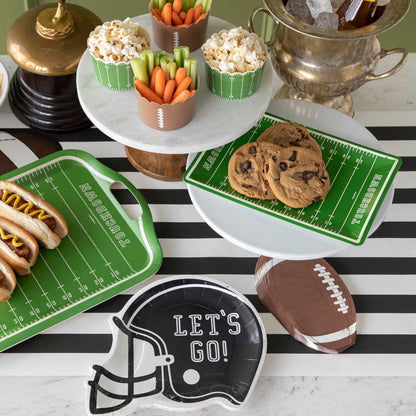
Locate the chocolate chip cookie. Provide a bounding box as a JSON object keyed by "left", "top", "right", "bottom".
{"left": 264, "top": 147, "right": 330, "bottom": 208}
{"left": 257, "top": 122, "right": 322, "bottom": 157}
{"left": 228, "top": 142, "right": 281, "bottom": 200}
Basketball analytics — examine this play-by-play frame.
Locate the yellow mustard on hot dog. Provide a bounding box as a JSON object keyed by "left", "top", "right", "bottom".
{"left": 1, "top": 189, "right": 52, "bottom": 221}
{"left": 0, "top": 226, "right": 23, "bottom": 247}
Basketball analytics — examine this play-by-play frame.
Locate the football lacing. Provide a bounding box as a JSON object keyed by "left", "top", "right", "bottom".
{"left": 173, "top": 32, "right": 180, "bottom": 48}
{"left": 157, "top": 108, "right": 164, "bottom": 129}
{"left": 314, "top": 264, "right": 349, "bottom": 314}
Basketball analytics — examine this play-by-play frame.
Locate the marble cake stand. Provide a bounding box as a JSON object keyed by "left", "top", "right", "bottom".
{"left": 76, "top": 14, "right": 278, "bottom": 180}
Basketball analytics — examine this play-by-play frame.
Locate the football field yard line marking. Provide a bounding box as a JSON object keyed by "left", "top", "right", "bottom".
{"left": 64, "top": 233, "right": 105, "bottom": 289}
{"left": 337, "top": 155, "right": 378, "bottom": 234}
{"left": 50, "top": 164, "right": 121, "bottom": 280}
{"left": 17, "top": 167, "right": 108, "bottom": 288}
{"left": 208, "top": 140, "right": 239, "bottom": 186}
{"left": 56, "top": 247, "right": 90, "bottom": 296}
{"left": 30, "top": 270, "right": 58, "bottom": 313}
{"left": 15, "top": 281, "right": 40, "bottom": 321}
{"left": 323, "top": 148, "right": 358, "bottom": 231}
{"left": 58, "top": 162, "right": 137, "bottom": 275}
{"left": 55, "top": 168, "right": 122, "bottom": 279}
{"left": 38, "top": 252, "right": 74, "bottom": 305}
{"left": 7, "top": 302, "right": 24, "bottom": 329}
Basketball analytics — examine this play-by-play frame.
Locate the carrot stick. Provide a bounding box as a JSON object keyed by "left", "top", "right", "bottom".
{"left": 189, "top": 89, "right": 196, "bottom": 96}
{"left": 193, "top": 4, "right": 203, "bottom": 22}
{"left": 171, "top": 10, "right": 183, "bottom": 26}
{"left": 195, "top": 12, "right": 207, "bottom": 23}
{"left": 150, "top": 66, "right": 162, "bottom": 91}
{"left": 174, "top": 67, "right": 186, "bottom": 86}
{"left": 179, "top": 11, "right": 186, "bottom": 20}
{"left": 155, "top": 68, "right": 166, "bottom": 98}
{"left": 161, "top": 2, "right": 172, "bottom": 26}
{"left": 171, "top": 89, "right": 191, "bottom": 105}
{"left": 172, "top": 0, "right": 182, "bottom": 14}
{"left": 174, "top": 24, "right": 187, "bottom": 28}
{"left": 172, "top": 76, "right": 191, "bottom": 99}
{"left": 163, "top": 79, "right": 176, "bottom": 103}
{"left": 151, "top": 8, "right": 162, "bottom": 19}
{"left": 134, "top": 80, "right": 164, "bottom": 104}
{"left": 184, "top": 8, "right": 195, "bottom": 26}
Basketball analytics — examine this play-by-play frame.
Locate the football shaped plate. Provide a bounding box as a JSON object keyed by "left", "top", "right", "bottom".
{"left": 255, "top": 257, "right": 356, "bottom": 354}
{"left": 87, "top": 276, "right": 267, "bottom": 414}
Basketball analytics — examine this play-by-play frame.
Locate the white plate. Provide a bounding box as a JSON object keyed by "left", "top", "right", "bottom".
{"left": 0, "top": 62, "right": 9, "bottom": 108}
{"left": 76, "top": 14, "right": 278, "bottom": 154}
{"left": 187, "top": 99, "right": 394, "bottom": 260}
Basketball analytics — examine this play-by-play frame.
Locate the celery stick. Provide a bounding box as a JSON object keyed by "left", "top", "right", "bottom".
{"left": 140, "top": 50, "right": 154, "bottom": 78}
{"left": 160, "top": 56, "right": 174, "bottom": 74}
{"left": 182, "top": 0, "right": 193, "bottom": 11}
{"left": 158, "top": 0, "right": 166, "bottom": 9}
{"left": 174, "top": 46, "right": 190, "bottom": 68}
{"left": 130, "top": 58, "right": 149, "bottom": 86}
{"left": 154, "top": 50, "right": 167, "bottom": 67}
{"left": 184, "top": 57, "right": 197, "bottom": 90}
{"left": 202, "top": 0, "right": 212, "bottom": 13}
{"left": 183, "top": 59, "right": 191, "bottom": 78}
{"left": 167, "top": 62, "right": 177, "bottom": 80}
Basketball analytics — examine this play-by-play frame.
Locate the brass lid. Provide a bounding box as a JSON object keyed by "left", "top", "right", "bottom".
{"left": 7, "top": 1, "right": 101, "bottom": 76}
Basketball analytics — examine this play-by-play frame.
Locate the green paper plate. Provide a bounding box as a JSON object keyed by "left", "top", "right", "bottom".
{"left": 184, "top": 113, "right": 402, "bottom": 246}
{"left": 0, "top": 150, "right": 162, "bottom": 352}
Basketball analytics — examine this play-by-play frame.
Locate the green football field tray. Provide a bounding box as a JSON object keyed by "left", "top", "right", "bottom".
{"left": 184, "top": 113, "right": 402, "bottom": 246}
{"left": 0, "top": 150, "right": 162, "bottom": 352}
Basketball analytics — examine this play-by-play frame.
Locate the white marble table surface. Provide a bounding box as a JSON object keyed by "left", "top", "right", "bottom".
{"left": 0, "top": 52, "right": 415, "bottom": 416}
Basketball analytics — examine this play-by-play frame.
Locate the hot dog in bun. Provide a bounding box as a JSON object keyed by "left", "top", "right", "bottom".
{"left": 0, "top": 216, "right": 39, "bottom": 275}
{"left": 0, "top": 181, "right": 68, "bottom": 249}
{"left": 0, "top": 257, "right": 16, "bottom": 302}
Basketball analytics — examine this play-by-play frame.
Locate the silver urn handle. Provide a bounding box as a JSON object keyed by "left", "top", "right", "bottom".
{"left": 366, "top": 47, "right": 409, "bottom": 82}
{"left": 248, "top": 7, "right": 275, "bottom": 48}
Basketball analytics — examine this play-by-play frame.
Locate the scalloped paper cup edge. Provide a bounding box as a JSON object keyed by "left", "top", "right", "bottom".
{"left": 89, "top": 25, "right": 151, "bottom": 90}
{"left": 204, "top": 60, "right": 266, "bottom": 100}
{"left": 136, "top": 85, "right": 199, "bottom": 131}
{"left": 149, "top": 2, "right": 209, "bottom": 53}
{"left": 90, "top": 55, "right": 135, "bottom": 90}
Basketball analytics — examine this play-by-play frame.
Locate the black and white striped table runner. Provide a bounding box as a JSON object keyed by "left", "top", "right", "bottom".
{"left": 0, "top": 123, "right": 415, "bottom": 377}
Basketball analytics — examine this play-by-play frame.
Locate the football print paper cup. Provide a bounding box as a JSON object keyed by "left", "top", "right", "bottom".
{"left": 149, "top": 1, "right": 209, "bottom": 53}
{"left": 135, "top": 78, "right": 199, "bottom": 131}
{"left": 90, "top": 56, "right": 136, "bottom": 90}
{"left": 89, "top": 23, "right": 151, "bottom": 90}
{"left": 204, "top": 60, "right": 266, "bottom": 100}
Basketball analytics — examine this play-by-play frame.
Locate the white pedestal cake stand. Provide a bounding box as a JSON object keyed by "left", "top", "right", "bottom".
{"left": 76, "top": 14, "right": 278, "bottom": 180}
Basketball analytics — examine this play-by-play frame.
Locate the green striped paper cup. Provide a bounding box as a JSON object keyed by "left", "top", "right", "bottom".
{"left": 204, "top": 61, "right": 265, "bottom": 100}
{"left": 90, "top": 54, "right": 135, "bottom": 90}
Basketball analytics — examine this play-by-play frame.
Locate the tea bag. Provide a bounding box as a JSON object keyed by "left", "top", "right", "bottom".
{"left": 314, "top": 11, "right": 339, "bottom": 29}
{"left": 286, "top": 0, "right": 314, "bottom": 24}
{"left": 306, "top": 0, "right": 333, "bottom": 18}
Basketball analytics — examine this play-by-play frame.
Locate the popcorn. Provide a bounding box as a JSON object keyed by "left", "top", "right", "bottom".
{"left": 202, "top": 27, "right": 267, "bottom": 74}
{"left": 87, "top": 18, "right": 149, "bottom": 63}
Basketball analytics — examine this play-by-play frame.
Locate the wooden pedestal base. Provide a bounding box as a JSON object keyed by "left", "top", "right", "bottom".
{"left": 125, "top": 146, "right": 188, "bottom": 181}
